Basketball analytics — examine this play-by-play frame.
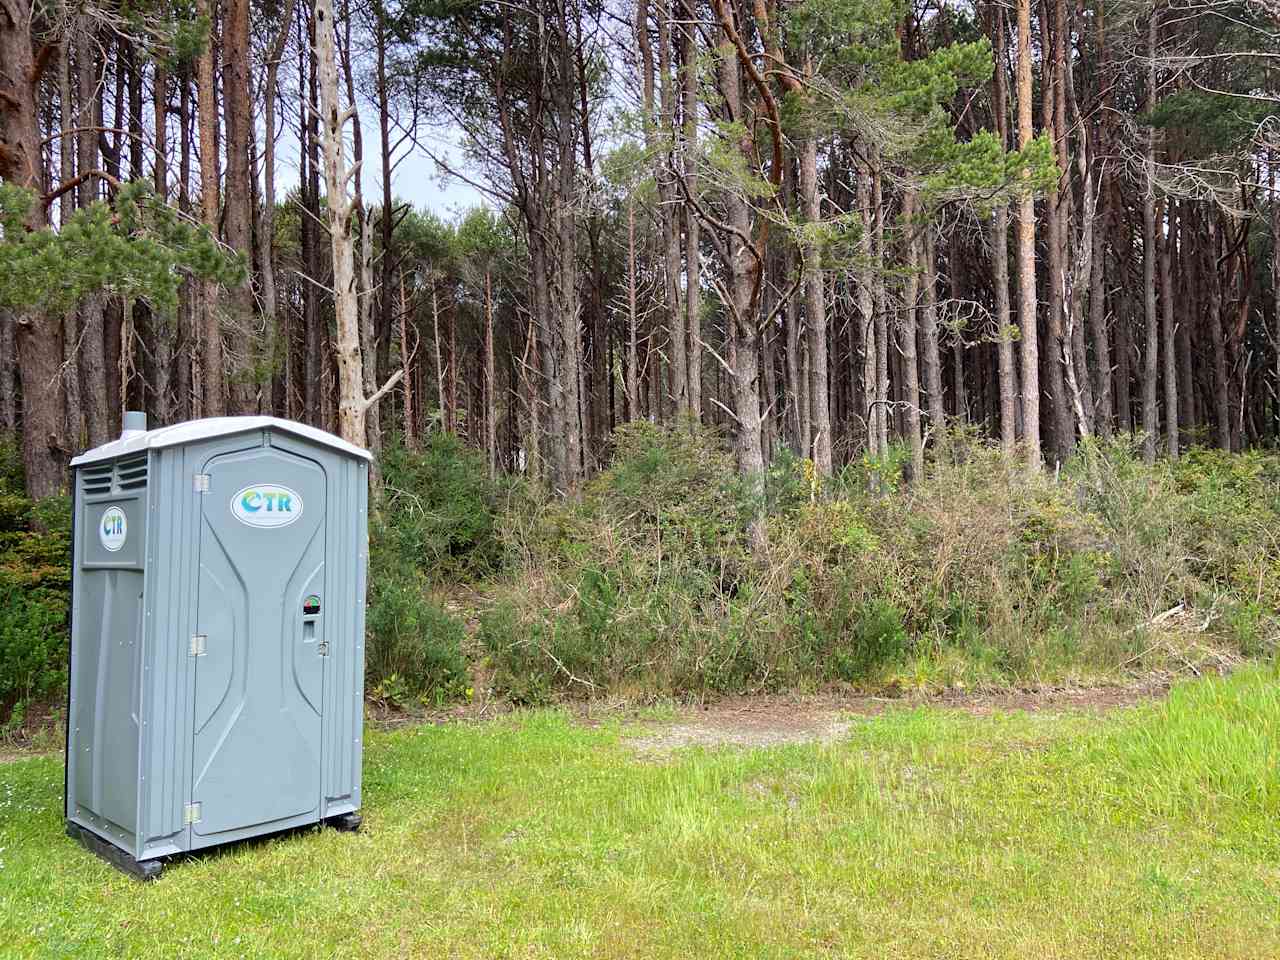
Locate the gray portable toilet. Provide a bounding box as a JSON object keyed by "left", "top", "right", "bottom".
{"left": 65, "top": 414, "right": 370, "bottom": 878}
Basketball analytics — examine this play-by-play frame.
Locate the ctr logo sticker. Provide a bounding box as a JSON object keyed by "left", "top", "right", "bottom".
{"left": 99, "top": 505, "right": 128, "bottom": 552}
{"left": 230, "top": 484, "right": 304, "bottom": 528}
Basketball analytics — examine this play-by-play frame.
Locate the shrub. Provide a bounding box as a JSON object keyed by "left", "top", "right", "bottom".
{"left": 0, "top": 580, "right": 67, "bottom": 721}
{"left": 0, "top": 440, "right": 71, "bottom": 726}
{"left": 364, "top": 577, "right": 469, "bottom": 707}
{"left": 484, "top": 430, "right": 1280, "bottom": 702}
{"left": 377, "top": 432, "right": 504, "bottom": 582}
{"left": 364, "top": 433, "right": 502, "bottom": 705}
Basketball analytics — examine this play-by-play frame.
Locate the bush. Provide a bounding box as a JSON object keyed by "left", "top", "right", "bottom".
{"left": 0, "top": 438, "right": 71, "bottom": 727}
{"left": 376, "top": 433, "right": 505, "bottom": 581}
{"left": 0, "top": 580, "right": 67, "bottom": 721}
{"left": 364, "top": 577, "right": 469, "bottom": 707}
{"left": 481, "top": 431, "right": 1280, "bottom": 702}
{"left": 364, "top": 433, "right": 502, "bottom": 705}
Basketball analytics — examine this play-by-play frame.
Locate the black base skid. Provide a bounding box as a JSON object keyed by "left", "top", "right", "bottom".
{"left": 325, "top": 812, "right": 363, "bottom": 832}
{"left": 68, "top": 811, "right": 362, "bottom": 881}
{"left": 66, "top": 822, "right": 164, "bottom": 881}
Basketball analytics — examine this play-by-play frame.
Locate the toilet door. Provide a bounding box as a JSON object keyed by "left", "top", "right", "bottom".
{"left": 189, "top": 442, "right": 328, "bottom": 843}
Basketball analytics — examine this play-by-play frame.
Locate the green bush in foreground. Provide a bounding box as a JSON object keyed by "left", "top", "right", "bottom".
{"left": 364, "top": 433, "right": 503, "bottom": 704}
{"left": 479, "top": 427, "right": 1279, "bottom": 702}
{"left": 0, "top": 437, "right": 71, "bottom": 728}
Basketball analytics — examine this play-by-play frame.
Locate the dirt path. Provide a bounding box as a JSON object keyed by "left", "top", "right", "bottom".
{"left": 4, "top": 679, "right": 1172, "bottom": 764}
{"left": 624, "top": 680, "right": 1171, "bottom": 752}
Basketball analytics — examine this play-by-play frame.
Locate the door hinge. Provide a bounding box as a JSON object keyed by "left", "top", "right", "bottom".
{"left": 189, "top": 634, "right": 207, "bottom": 657}
{"left": 193, "top": 473, "right": 210, "bottom": 494}
{"left": 317, "top": 640, "right": 330, "bottom": 657}
{"left": 184, "top": 802, "right": 202, "bottom": 825}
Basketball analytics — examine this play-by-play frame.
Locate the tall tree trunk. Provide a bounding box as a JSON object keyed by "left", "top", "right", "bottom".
{"left": 799, "top": 135, "right": 832, "bottom": 475}
{"left": 315, "top": 0, "right": 368, "bottom": 446}
{"left": 655, "top": 0, "right": 687, "bottom": 418}
{"left": 1207, "top": 216, "right": 1231, "bottom": 450}
{"left": 551, "top": 8, "right": 583, "bottom": 490}
{"left": 1, "top": 0, "right": 66, "bottom": 496}
{"left": 626, "top": 193, "right": 639, "bottom": 420}
{"left": 920, "top": 225, "right": 945, "bottom": 435}
{"left": 858, "top": 168, "right": 879, "bottom": 458}
{"left": 0, "top": 311, "right": 13, "bottom": 433}
{"left": 59, "top": 42, "right": 84, "bottom": 450}
{"left": 260, "top": 0, "right": 297, "bottom": 423}
{"left": 713, "top": 12, "right": 766, "bottom": 548}
{"left": 1141, "top": 13, "right": 1160, "bottom": 463}
{"left": 196, "top": 0, "right": 225, "bottom": 417}
{"left": 150, "top": 61, "right": 173, "bottom": 424}
{"left": 1159, "top": 202, "right": 1179, "bottom": 457}
{"left": 398, "top": 273, "right": 416, "bottom": 449}
{"left": 993, "top": 204, "right": 1017, "bottom": 452}
{"left": 223, "top": 0, "right": 256, "bottom": 413}
{"left": 1273, "top": 156, "right": 1280, "bottom": 443}
{"left": 900, "top": 194, "right": 924, "bottom": 481}
{"left": 1015, "top": 0, "right": 1041, "bottom": 467}
{"left": 1088, "top": 187, "right": 1111, "bottom": 436}
{"left": 432, "top": 279, "right": 446, "bottom": 429}
{"left": 485, "top": 269, "right": 497, "bottom": 476}
{"left": 681, "top": 0, "right": 701, "bottom": 419}
{"left": 1041, "top": 0, "right": 1072, "bottom": 462}
{"left": 75, "top": 23, "right": 109, "bottom": 446}
{"left": 177, "top": 68, "right": 196, "bottom": 421}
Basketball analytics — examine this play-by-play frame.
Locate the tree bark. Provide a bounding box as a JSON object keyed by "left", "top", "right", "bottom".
{"left": 900, "top": 193, "right": 924, "bottom": 481}
{"left": 1015, "top": 0, "right": 1041, "bottom": 467}
{"left": 1041, "top": 0, "right": 1073, "bottom": 462}
{"left": 259, "top": 0, "right": 297, "bottom": 425}
{"left": 314, "top": 0, "right": 368, "bottom": 446}
{"left": 1141, "top": 13, "right": 1160, "bottom": 463}
{"left": 196, "top": 0, "right": 225, "bottom": 417}
{"left": 2, "top": 0, "right": 67, "bottom": 496}
{"left": 655, "top": 0, "right": 687, "bottom": 418}
{"left": 857, "top": 168, "right": 879, "bottom": 458}
{"left": 799, "top": 135, "right": 832, "bottom": 475}
{"left": 626, "top": 193, "right": 640, "bottom": 420}
{"left": 59, "top": 42, "right": 84, "bottom": 449}
{"left": 222, "top": 0, "right": 256, "bottom": 413}
{"left": 485, "top": 269, "right": 497, "bottom": 476}
{"left": 993, "top": 204, "right": 1017, "bottom": 452}
{"left": 681, "top": 0, "right": 701, "bottom": 419}
{"left": 0, "top": 311, "right": 14, "bottom": 433}
{"left": 713, "top": 13, "right": 766, "bottom": 548}
{"left": 1207, "top": 216, "right": 1231, "bottom": 450}
{"left": 1159, "top": 201, "right": 1179, "bottom": 458}
{"left": 920, "top": 224, "right": 945, "bottom": 436}
{"left": 74, "top": 22, "right": 109, "bottom": 446}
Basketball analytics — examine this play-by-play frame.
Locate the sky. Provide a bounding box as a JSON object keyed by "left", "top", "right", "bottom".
{"left": 270, "top": 107, "right": 488, "bottom": 220}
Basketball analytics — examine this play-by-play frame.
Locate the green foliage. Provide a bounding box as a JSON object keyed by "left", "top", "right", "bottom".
{"left": 485, "top": 433, "right": 1279, "bottom": 701}
{"left": 922, "top": 131, "right": 1059, "bottom": 203}
{"left": 376, "top": 433, "right": 504, "bottom": 581}
{"left": 364, "top": 433, "right": 504, "bottom": 704}
{"left": 0, "top": 447, "right": 71, "bottom": 727}
{"left": 0, "top": 181, "right": 243, "bottom": 317}
{"left": 1147, "top": 89, "right": 1272, "bottom": 156}
{"left": 365, "top": 582, "right": 469, "bottom": 707}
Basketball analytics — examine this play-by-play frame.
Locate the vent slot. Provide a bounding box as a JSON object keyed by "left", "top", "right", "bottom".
{"left": 80, "top": 465, "right": 113, "bottom": 496}
{"left": 115, "top": 455, "right": 148, "bottom": 491}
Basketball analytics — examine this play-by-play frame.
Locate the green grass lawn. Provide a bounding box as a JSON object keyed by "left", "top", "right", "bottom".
{"left": 2, "top": 668, "right": 1279, "bottom": 959}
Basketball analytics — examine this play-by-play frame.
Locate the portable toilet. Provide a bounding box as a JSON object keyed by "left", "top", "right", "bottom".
{"left": 65, "top": 413, "right": 370, "bottom": 879}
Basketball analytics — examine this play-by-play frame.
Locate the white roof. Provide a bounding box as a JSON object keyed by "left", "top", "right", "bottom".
{"left": 70, "top": 416, "right": 373, "bottom": 467}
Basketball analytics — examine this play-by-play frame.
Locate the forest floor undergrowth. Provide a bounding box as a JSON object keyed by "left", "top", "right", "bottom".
{"left": 2, "top": 666, "right": 1277, "bottom": 958}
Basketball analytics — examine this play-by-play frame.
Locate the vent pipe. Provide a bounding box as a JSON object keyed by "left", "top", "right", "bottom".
{"left": 121, "top": 411, "right": 148, "bottom": 440}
